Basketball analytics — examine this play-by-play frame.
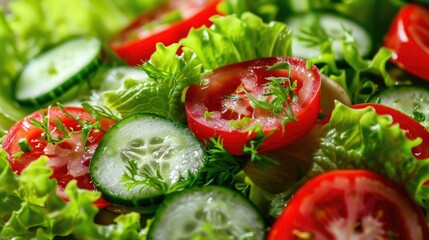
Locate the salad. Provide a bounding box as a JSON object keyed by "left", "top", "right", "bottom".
{"left": 0, "top": 0, "right": 429, "bottom": 239}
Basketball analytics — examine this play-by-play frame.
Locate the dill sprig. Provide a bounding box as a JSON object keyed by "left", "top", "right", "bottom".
{"left": 29, "top": 103, "right": 118, "bottom": 151}
{"left": 81, "top": 102, "right": 121, "bottom": 122}
{"left": 120, "top": 159, "right": 200, "bottom": 194}
{"left": 29, "top": 105, "right": 73, "bottom": 145}
{"left": 202, "top": 137, "right": 244, "bottom": 186}
{"left": 140, "top": 61, "right": 178, "bottom": 99}
{"left": 140, "top": 62, "right": 174, "bottom": 84}
{"left": 295, "top": 18, "right": 330, "bottom": 47}
{"left": 245, "top": 61, "right": 298, "bottom": 128}
{"left": 412, "top": 104, "right": 426, "bottom": 124}
{"left": 242, "top": 128, "right": 278, "bottom": 170}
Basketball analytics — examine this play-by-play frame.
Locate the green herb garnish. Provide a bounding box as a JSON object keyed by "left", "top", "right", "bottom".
{"left": 412, "top": 105, "right": 426, "bottom": 124}
{"left": 29, "top": 103, "right": 117, "bottom": 151}
{"left": 202, "top": 137, "right": 243, "bottom": 186}
{"left": 17, "top": 138, "right": 32, "bottom": 152}
{"left": 245, "top": 61, "right": 298, "bottom": 128}
{"left": 242, "top": 128, "right": 278, "bottom": 170}
{"left": 121, "top": 159, "right": 199, "bottom": 194}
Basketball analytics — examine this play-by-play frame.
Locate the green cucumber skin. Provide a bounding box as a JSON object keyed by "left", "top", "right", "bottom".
{"left": 16, "top": 57, "right": 102, "bottom": 106}
{"left": 13, "top": 36, "right": 102, "bottom": 107}
{"left": 90, "top": 112, "right": 206, "bottom": 208}
{"left": 148, "top": 186, "right": 266, "bottom": 240}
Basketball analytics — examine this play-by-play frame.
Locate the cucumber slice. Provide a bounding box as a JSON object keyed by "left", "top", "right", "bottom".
{"left": 14, "top": 36, "right": 102, "bottom": 106}
{"left": 286, "top": 12, "right": 372, "bottom": 60}
{"left": 368, "top": 86, "right": 429, "bottom": 127}
{"left": 89, "top": 66, "right": 148, "bottom": 106}
{"left": 98, "top": 66, "right": 147, "bottom": 92}
{"left": 148, "top": 186, "right": 265, "bottom": 240}
{"left": 89, "top": 113, "right": 206, "bottom": 207}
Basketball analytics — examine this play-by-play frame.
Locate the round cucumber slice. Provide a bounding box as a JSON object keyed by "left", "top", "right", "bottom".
{"left": 286, "top": 12, "right": 372, "bottom": 60}
{"left": 368, "top": 85, "right": 429, "bottom": 128}
{"left": 148, "top": 186, "right": 265, "bottom": 240}
{"left": 90, "top": 66, "right": 148, "bottom": 106}
{"left": 89, "top": 113, "right": 206, "bottom": 207}
{"left": 98, "top": 66, "right": 147, "bottom": 92}
{"left": 14, "top": 36, "right": 102, "bottom": 106}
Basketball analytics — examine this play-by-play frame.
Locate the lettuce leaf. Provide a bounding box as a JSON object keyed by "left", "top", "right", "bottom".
{"left": 220, "top": 0, "right": 285, "bottom": 22}
{"left": 269, "top": 102, "right": 429, "bottom": 217}
{"left": 7, "top": 0, "right": 162, "bottom": 57}
{"left": 180, "top": 13, "right": 292, "bottom": 71}
{"left": 103, "top": 13, "right": 292, "bottom": 122}
{"left": 304, "top": 102, "right": 429, "bottom": 212}
{"left": 312, "top": 30, "right": 396, "bottom": 103}
{"left": 0, "top": 0, "right": 162, "bottom": 135}
{"left": 223, "top": 0, "right": 403, "bottom": 45}
{"left": 0, "top": 9, "right": 29, "bottom": 134}
{"left": 223, "top": 0, "right": 402, "bottom": 104}
{"left": 0, "top": 149, "right": 147, "bottom": 239}
{"left": 310, "top": 103, "right": 422, "bottom": 181}
{"left": 103, "top": 44, "right": 202, "bottom": 122}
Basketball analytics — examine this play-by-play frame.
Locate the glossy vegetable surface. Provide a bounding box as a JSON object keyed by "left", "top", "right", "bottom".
{"left": 384, "top": 3, "right": 429, "bottom": 81}
{"left": 185, "top": 57, "right": 321, "bottom": 155}
{"left": 109, "top": 0, "right": 222, "bottom": 65}
{"left": 2, "top": 106, "right": 115, "bottom": 207}
{"left": 268, "top": 170, "right": 429, "bottom": 240}
{"left": 1, "top": 0, "right": 429, "bottom": 239}
{"left": 352, "top": 103, "right": 429, "bottom": 160}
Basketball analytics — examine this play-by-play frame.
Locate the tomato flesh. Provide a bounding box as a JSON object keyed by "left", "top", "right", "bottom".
{"left": 109, "top": 0, "right": 222, "bottom": 65}
{"left": 185, "top": 57, "right": 321, "bottom": 155}
{"left": 1, "top": 106, "right": 115, "bottom": 207}
{"left": 384, "top": 3, "right": 429, "bottom": 81}
{"left": 268, "top": 170, "right": 429, "bottom": 240}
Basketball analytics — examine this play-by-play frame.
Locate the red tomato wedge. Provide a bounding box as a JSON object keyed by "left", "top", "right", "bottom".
{"left": 352, "top": 103, "right": 429, "bottom": 159}
{"left": 109, "top": 0, "right": 222, "bottom": 66}
{"left": 1, "top": 106, "right": 115, "bottom": 208}
{"left": 384, "top": 3, "right": 429, "bottom": 81}
{"left": 185, "top": 57, "right": 321, "bottom": 155}
{"left": 268, "top": 170, "right": 429, "bottom": 240}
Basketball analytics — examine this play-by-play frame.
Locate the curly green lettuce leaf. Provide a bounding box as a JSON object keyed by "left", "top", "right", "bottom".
{"left": 103, "top": 13, "right": 292, "bottom": 122}
{"left": 221, "top": 0, "right": 285, "bottom": 22}
{"left": 224, "top": 0, "right": 402, "bottom": 45}
{"left": 312, "top": 30, "right": 396, "bottom": 103}
{"left": 0, "top": 0, "right": 163, "bottom": 135}
{"left": 268, "top": 102, "right": 429, "bottom": 217}
{"left": 307, "top": 102, "right": 429, "bottom": 208}
{"left": 181, "top": 13, "right": 292, "bottom": 71}
{"left": 103, "top": 44, "right": 202, "bottom": 122}
{"left": 0, "top": 149, "right": 148, "bottom": 239}
{"left": 223, "top": 0, "right": 402, "bottom": 105}
{"left": 309, "top": 103, "right": 420, "bottom": 180}
{"left": 7, "top": 0, "right": 162, "bottom": 56}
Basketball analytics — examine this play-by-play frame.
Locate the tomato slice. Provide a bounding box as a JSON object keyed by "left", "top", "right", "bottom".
{"left": 268, "top": 170, "right": 429, "bottom": 240}
{"left": 1, "top": 106, "right": 115, "bottom": 207}
{"left": 185, "top": 57, "right": 321, "bottom": 155}
{"left": 109, "top": 0, "right": 222, "bottom": 66}
{"left": 384, "top": 3, "right": 429, "bottom": 81}
{"left": 352, "top": 103, "right": 429, "bottom": 160}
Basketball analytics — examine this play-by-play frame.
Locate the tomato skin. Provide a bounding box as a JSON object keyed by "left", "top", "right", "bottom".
{"left": 185, "top": 57, "right": 321, "bottom": 155}
{"left": 268, "top": 170, "right": 429, "bottom": 240}
{"left": 1, "top": 106, "right": 115, "bottom": 208}
{"left": 109, "top": 0, "right": 222, "bottom": 66}
{"left": 352, "top": 103, "right": 429, "bottom": 159}
{"left": 384, "top": 3, "right": 429, "bottom": 81}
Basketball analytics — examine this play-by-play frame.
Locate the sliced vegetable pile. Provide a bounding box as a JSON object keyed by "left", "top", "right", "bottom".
{"left": 1, "top": 0, "right": 429, "bottom": 239}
